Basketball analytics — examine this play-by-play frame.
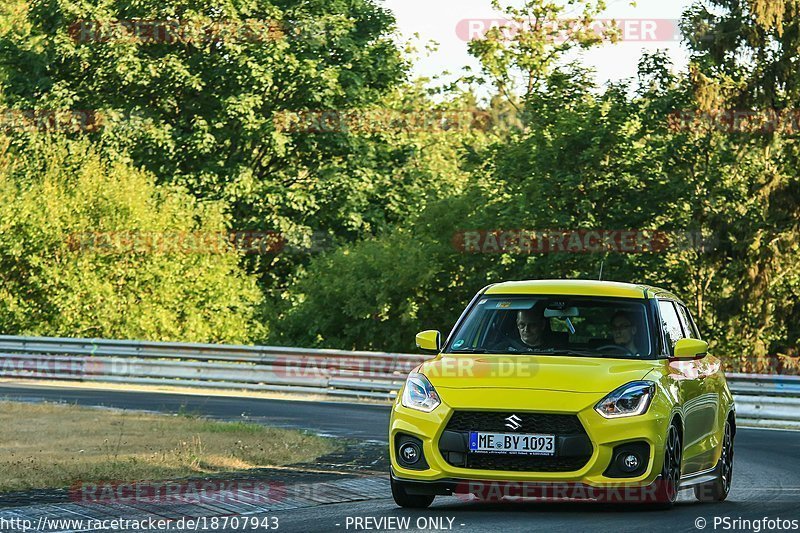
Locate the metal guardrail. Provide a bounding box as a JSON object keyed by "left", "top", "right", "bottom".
{"left": 725, "top": 373, "right": 800, "bottom": 429}
{"left": 0, "top": 336, "right": 424, "bottom": 400}
{"left": 0, "top": 336, "right": 797, "bottom": 428}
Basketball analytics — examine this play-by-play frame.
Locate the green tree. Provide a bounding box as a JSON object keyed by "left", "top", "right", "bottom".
{"left": 271, "top": 0, "right": 800, "bottom": 376}
{"left": 680, "top": 0, "right": 800, "bottom": 370}
{"left": 0, "top": 0, "right": 412, "bottom": 283}
{"left": 0, "top": 135, "right": 264, "bottom": 342}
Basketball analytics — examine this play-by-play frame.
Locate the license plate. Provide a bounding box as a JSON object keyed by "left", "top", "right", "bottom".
{"left": 469, "top": 432, "right": 555, "bottom": 456}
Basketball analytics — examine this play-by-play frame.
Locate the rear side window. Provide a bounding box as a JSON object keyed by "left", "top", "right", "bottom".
{"left": 676, "top": 304, "right": 700, "bottom": 339}
{"left": 658, "top": 300, "right": 684, "bottom": 355}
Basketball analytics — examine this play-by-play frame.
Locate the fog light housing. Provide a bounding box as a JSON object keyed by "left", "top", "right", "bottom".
{"left": 395, "top": 433, "right": 428, "bottom": 470}
{"left": 604, "top": 441, "right": 650, "bottom": 478}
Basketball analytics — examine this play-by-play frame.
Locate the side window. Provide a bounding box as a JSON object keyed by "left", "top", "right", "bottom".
{"left": 676, "top": 304, "right": 700, "bottom": 340}
{"left": 658, "top": 300, "right": 685, "bottom": 355}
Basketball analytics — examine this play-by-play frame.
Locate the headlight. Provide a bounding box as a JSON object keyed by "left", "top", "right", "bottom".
{"left": 595, "top": 381, "right": 655, "bottom": 419}
{"left": 401, "top": 373, "right": 441, "bottom": 412}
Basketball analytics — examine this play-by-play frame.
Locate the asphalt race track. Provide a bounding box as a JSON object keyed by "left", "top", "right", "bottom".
{"left": 0, "top": 383, "right": 389, "bottom": 440}
{"left": 1, "top": 383, "right": 798, "bottom": 533}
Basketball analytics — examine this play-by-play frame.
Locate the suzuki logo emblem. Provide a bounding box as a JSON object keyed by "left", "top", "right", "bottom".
{"left": 505, "top": 414, "right": 522, "bottom": 431}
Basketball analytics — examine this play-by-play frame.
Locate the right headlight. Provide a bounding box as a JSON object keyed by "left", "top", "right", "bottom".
{"left": 401, "top": 373, "right": 441, "bottom": 412}
{"left": 595, "top": 381, "right": 656, "bottom": 419}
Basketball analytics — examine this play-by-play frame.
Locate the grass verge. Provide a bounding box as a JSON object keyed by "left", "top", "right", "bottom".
{"left": 0, "top": 401, "right": 338, "bottom": 493}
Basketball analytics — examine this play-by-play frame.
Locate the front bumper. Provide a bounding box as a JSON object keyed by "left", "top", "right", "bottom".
{"left": 390, "top": 387, "right": 672, "bottom": 488}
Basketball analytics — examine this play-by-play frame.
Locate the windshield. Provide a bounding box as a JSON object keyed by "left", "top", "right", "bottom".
{"left": 446, "top": 295, "right": 654, "bottom": 359}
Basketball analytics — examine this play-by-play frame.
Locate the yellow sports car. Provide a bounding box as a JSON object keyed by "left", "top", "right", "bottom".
{"left": 390, "top": 280, "right": 735, "bottom": 508}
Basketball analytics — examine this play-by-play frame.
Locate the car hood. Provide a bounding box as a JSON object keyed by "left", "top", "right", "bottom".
{"left": 418, "top": 354, "right": 659, "bottom": 394}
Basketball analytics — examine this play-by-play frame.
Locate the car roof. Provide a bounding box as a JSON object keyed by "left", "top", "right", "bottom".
{"left": 483, "top": 279, "right": 682, "bottom": 302}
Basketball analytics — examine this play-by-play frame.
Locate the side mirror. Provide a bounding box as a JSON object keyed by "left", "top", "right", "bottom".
{"left": 415, "top": 330, "right": 441, "bottom": 353}
{"left": 672, "top": 338, "right": 708, "bottom": 360}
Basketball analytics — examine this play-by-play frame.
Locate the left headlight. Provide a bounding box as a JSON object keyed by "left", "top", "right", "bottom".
{"left": 401, "top": 373, "right": 441, "bottom": 412}
{"left": 595, "top": 381, "right": 656, "bottom": 419}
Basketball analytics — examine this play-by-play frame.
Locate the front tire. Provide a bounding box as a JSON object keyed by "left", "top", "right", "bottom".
{"left": 391, "top": 477, "right": 435, "bottom": 508}
{"left": 695, "top": 420, "right": 734, "bottom": 503}
{"left": 653, "top": 423, "right": 682, "bottom": 508}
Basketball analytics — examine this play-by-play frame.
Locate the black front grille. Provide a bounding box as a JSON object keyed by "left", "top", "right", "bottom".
{"left": 445, "top": 411, "right": 584, "bottom": 434}
{"left": 440, "top": 410, "right": 592, "bottom": 473}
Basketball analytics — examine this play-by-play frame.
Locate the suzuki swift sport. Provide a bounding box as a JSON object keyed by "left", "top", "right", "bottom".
{"left": 390, "top": 280, "right": 735, "bottom": 508}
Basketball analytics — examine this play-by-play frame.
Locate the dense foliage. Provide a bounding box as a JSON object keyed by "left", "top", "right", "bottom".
{"left": 0, "top": 137, "right": 264, "bottom": 342}
{"left": 0, "top": 0, "right": 797, "bottom": 372}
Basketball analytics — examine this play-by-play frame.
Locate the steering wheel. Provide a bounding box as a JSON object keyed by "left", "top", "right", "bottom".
{"left": 496, "top": 335, "right": 530, "bottom": 352}
{"left": 596, "top": 344, "right": 634, "bottom": 356}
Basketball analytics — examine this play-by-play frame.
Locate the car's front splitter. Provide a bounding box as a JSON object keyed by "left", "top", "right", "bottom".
{"left": 390, "top": 470, "right": 670, "bottom": 503}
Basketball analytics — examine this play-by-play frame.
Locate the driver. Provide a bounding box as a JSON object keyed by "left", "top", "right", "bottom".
{"left": 610, "top": 311, "right": 638, "bottom": 354}
{"left": 513, "top": 305, "right": 548, "bottom": 351}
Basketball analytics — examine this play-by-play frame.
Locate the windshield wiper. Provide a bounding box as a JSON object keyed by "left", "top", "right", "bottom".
{"left": 449, "top": 348, "right": 523, "bottom": 354}
{"left": 450, "top": 348, "right": 635, "bottom": 358}
{"left": 543, "top": 349, "right": 600, "bottom": 358}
